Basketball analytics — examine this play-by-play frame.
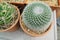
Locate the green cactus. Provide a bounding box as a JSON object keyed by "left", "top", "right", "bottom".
{"left": 2, "top": 0, "right": 24, "bottom": 2}
{"left": 0, "top": 2, "right": 18, "bottom": 30}
{"left": 22, "top": 2, "right": 53, "bottom": 34}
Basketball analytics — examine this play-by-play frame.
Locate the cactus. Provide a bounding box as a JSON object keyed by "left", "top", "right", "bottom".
{"left": 2, "top": 0, "right": 24, "bottom": 2}
{"left": 0, "top": 2, "right": 18, "bottom": 30}
{"left": 22, "top": 2, "right": 53, "bottom": 33}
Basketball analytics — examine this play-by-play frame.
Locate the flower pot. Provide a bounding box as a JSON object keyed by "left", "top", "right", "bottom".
{"left": 0, "top": 2, "right": 20, "bottom": 32}
{"left": 51, "top": 6, "right": 60, "bottom": 18}
{"left": 58, "top": 0, "right": 60, "bottom": 5}
{"left": 56, "top": 7, "right": 60, "bottom": 18}
{"left": 20, "top": 17, "right": 54, "bottom": 37}
{"left": 19, "top": 2, "right": 54, "bottom": 37}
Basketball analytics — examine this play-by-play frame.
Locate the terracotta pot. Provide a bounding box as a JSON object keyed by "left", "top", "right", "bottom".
{"left": 56, "top": 6, "right": 60, "bottom": 18}
{"left": 58, "top": 0, "right": 60, "bottom": 5}
{"left": 19, "top": 15, "right": 54, "bottom": 37}
{"left": 51, "top": 6, "right": 60, "bottom": 18}
{"left": 9, "top": 2, "right": 24, "bottom": 4}
{"left": 0, "top": 5, "right": 20, "bottom": 32}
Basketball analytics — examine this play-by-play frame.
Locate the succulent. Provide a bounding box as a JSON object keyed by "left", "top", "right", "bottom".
{"left": 0, "top": 2, "right": 18, "bottom": 30}
{"left": 2, "top": 0, "right": 24, "bottom": 2}
{"left": 22, "top": 2, "right": 53, "bottom": 33}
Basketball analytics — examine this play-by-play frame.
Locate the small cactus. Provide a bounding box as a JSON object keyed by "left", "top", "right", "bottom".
{"left": 22, "top": 2, "right": 53, "bottom": 33}
{"left": 0, "top": 2, "right": 18, "bottom": 30}
{"left": 2, "top": 0, "right": 24, "bottom": 2}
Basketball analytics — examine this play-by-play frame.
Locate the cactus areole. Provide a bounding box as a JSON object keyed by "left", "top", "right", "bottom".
{"left": 22, "top": 2, "right": 53, "bottom": 34}
{"left": 0, "top": 2, "right": 18, "bottom": 30}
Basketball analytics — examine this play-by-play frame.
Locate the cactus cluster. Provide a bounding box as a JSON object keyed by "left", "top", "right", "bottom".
{"left": 0, "top": 2, "right": 18, "bottom": 30}
{"left": 22, "top": 2, "right": 53, "bottom": 33}
{"left": 2, "top": 0, "right": 24, "bottom": 2}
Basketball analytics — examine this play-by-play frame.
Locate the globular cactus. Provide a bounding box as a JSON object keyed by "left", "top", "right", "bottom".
{"left": 22, "top": 2, "right": 53, "bottom": 34}
{"left": 0, "top": 2, "right": 18, "bottom": 30}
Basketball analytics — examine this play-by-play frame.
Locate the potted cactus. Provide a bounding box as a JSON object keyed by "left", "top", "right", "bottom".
{"left": 2, "top": 0, "right": 27, "bottom": 4}
{"left": 0, "top": 2, "right": 20, "bottom": 32}
{"left": 20, "top": 2, "right": 53, "bottom": 36}
{"left": 25, "top": 0, "right": 57, "bottom": 7}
